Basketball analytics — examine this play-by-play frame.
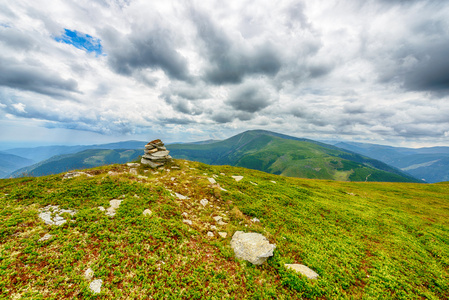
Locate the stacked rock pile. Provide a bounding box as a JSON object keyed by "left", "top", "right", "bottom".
{"left": 141, "top": 139, "right": 172, "bottom": 168}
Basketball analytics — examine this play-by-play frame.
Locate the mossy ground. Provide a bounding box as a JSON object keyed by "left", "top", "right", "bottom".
{"left": 0, "top": 160, "right": 448, "bottom": 299}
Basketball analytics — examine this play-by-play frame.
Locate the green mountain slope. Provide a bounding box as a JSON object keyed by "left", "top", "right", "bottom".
{"left": 169, "top": 130, "right": 421, "bottom": 183}
{"left": 10, "top": 149, "right": 142, "bottom": 177}
{"left": 335, "top": 142, "right": 449, "bottom": 183}
{"left": 0, "top": 160, "right": 447, "bottom": 299}
{"left": 0, "top": 152, "right": 34, "bottom": 178}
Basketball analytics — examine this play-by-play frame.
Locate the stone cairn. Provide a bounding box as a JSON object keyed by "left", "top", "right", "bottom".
{"left": 141, "top": 139, "right": 172, "bottom": 168}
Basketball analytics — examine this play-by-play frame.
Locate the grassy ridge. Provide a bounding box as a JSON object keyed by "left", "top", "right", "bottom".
{"left": 0, "top": 160, "right": 447, "bottom": 299}
{"left": 169, "top": 131, "right": 421, "bottom": 183}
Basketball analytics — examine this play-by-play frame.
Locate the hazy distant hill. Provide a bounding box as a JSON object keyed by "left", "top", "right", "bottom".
{"left": 2, "top": 140, "right": 147, "bottom": 163}
{"left": 335, "top": 142, "right": 449, "bottom": 183}
{"left": 168, "top": 130, "right": 421, "bottom": 183}
{"left": 10, "top": 149, "right": 142, "bottom": 177}
{"left": 0, "top": 152, "right": 35, "bottom": 178}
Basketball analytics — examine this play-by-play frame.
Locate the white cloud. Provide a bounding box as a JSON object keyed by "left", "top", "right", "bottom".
{"left": 0, "top": 0, "right": 448, "bottom": 146}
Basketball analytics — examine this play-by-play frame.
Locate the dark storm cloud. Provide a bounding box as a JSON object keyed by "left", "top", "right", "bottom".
{"left": 401, "top": 42, "right": 449, "bottom": 93}
{"left": 190, "top": 9, "right": 282, "bottom": 85}
{"left": 0, "top": 57, "right": 79, "bottom": 98}
{"left": 103, "top": 25, "right": 190, "bottom": 81}
{"left": 161, "top": 93, "right": 203, "bottom": 115}
{"left": 227, "top": 84, "right": 272, "bottom": 113}
{"left": 0, "top": 26, "right": 35, "bottom": 51}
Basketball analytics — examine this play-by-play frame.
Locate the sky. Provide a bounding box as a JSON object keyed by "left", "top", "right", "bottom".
{"left": 1, "top": 0, "right": 449, "bottom": 148}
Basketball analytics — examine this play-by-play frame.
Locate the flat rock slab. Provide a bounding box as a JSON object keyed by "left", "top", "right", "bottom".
{"left": 63, "top": 172, "right": 92, "bottom": 179}
{"left": 285, "top": 264, "right": 319, "bottom": 280}
{"left": 232, "top": 176, "right": 244, "bottom": 182}
{"left": 126, "top": 163, "right": 140, "bottom": 167}
{"left": 208, "top": 178, "right": 216, "bottom": 184}
{"left": 230, "top": 231, "right": 276, "bottom": 265}
{"left": 175, "top": 192, "right": 188, "bottom": 200}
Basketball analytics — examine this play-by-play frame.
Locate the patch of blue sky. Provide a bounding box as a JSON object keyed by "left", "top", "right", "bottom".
{"left": 55, "top": 29, "right": 103, "bottom": 56}
{"left": 0, "top": 23, "right": 11, "bottom": 28}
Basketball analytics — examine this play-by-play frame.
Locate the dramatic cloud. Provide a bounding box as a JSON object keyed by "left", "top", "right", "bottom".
{"left": 0, "top": 0, "right": 448, "bottom": 146}
{"left": 227, "top": 83, "right": 272, "bottom": 113}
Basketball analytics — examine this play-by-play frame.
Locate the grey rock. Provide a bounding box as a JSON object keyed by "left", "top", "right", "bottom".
{"left": 126, "top": 163, "right": 140, "bottom": 167}
{"left": 175, "top": 192, "right": 188, "bottom": 200}
{"left": 285, "top": 264, "right": 319, "bottom": 280}
{"left": 38, "top": 233, "right": 52, "bottom": 241}
{"left": 232, "top": 175, "right": 244, "bottom": 182}
{"left": 89, "top": 279, "right": 102, "bottom": 294}
{"left": 208, "top": 178, "right": 216, "bottom": 184}
{"left": 84, "top": 268, "right": 94, "bottom": 280}
{"left": 141, "top": 158, "right": 163, "bottom": 168}
{"left": 230, "top": 231, "right": 276, "bottom": 265}
{"left": 218, "top": 232, "right": 227, "bottom": 238}
{"left": 183, "top": 219, "right": 193, "bottom": 225}
{"left": 207, "top": 231, "right": 214, "bottom": 237}
{"left": 251, "top": 217, "right": 260, "bottom": 223}
{"left": 200, "top": 199, "right": 209, "bottom": 207}
{"left": 129, "top": 168, "right": 138, "bottom": 175}
{"left": 38, "top": 205, "right": 76, "bottom": 226}
{"left": 105, "top": 199, "right": 122, "bottom": 217}
{"left": 142, "top": 209, "right": 152, "bottom": 216}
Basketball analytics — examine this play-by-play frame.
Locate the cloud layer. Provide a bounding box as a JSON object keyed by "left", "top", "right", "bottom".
{"left": 1, "top": 0, "right": 448, "bottom": 145}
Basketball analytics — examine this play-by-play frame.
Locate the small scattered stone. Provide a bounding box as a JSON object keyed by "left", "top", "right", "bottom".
{"left": 218, "top": 232, "right": 227, "bottom": 238}
{"left": 170, "top": 177, "right": 175, "bottom": 181}
{"left": 285, "top": 264, "right": 319, "bottom": 280}
{"left": 232, "top": 176, "right": 244, "bottom": 182}
{"left": 182, "top": 212, "right": 188, "bottom": 217}
{"left": 208, "top": 178, "right": 216, "bottom": 184}
{"left": 38, "top": 205, "right": 76, "bottom": 226}
{"left": 84, "top": 268, "right": 94, "bottom": 280}
{"left": 200, "top": 199, "right": 209, "bottom": 207}
{"left": 210, "top": 225, "right": 217, "bottom": 230}
{"left": 38, "top": 233, "right": 52, "bottom": 242}
{"left": 218, "top": 220, "right": 227, "bottom": 226}
{"left": 183, "top": 219, "right": 193, "bottom": 225}
{"left": 105, "top": 199, "right": 122, "bottom": 217}
{"left": 251, "top": 217, "right": 260, "bottom": 223}
{"left": 250, "top": 181, "right": 258, "bottom": 186}
{"left": 270, "top": 181, "right": 276, "bottom": 184}
{"left": 213, "top": 216, "right": 222, "bottom": 222}
{"left": 63, "top": 172, "right": 91, "bottom": 179}
{"left": 89, "top": 279, "right": 102, "bottom": 294}
{"left": 126, "top": 163, "right": 140, "bottom": 167}
{"left": 175, "top": 192, "right": 188, "bottom": 200}
{"left": 207, "top": 231, "right": 214, "bottom": 237}
{"left": 142, "top": 209, "right": 152, "bottom": 216}
{"left": 98, "top": 206, "right": 105, "bottom": 211}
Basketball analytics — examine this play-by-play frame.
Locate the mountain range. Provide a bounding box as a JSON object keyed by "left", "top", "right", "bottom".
{"left": 10, "top": 149, "right": 142, "bottom": 177}
{"left": 168, "top": 130, "right": 421, "bottom": 183}
{"left": 335, "top": 142, "right": 449, "bottom": 183}
{"left": 4, "top": 130, "right": 449, "bottom": 183}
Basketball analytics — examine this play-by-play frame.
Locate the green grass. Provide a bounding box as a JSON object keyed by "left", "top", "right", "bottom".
{"left": 0, "top": 160, "right": 447, "bottom": 299}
